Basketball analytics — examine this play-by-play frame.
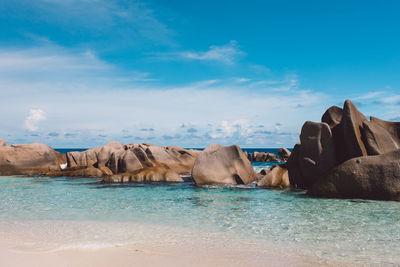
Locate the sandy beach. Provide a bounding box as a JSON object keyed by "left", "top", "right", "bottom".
{"left": 0, "top": 220, "right": 343, "bottom": 267}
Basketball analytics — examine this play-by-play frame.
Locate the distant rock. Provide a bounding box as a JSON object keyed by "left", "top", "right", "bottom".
{"left": 250, "top": 152, "right": 280, "bottom": 162}
{"left": 0, "top": 142, "right": 65, "bottom": 175}
{"left": 277, "top": 148, "right": 291, "bottom": 161}
{"left": 51, "top": 142, "right": 200, "bottom": 183}
{"left": 192, "top": 144, "right": 258, "bottom": 185}
{"left": 257, "top": 165, "right": 290, "bottom": 188}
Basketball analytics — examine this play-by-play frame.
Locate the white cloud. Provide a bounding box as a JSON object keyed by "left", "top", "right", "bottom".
{"left": 180, "top": 40, "right": 244, "bottom": 65}
{"left": 24, "top": 109, "right": 46, "bottom": 131}
{"left": 356, "top": 91, "right": 384, "bottom": 100}
{"left": 235, "top": 78, "right": 251, "bottom": 83}
{"left": 0, "top": 48, "right": 110, "bottom": 73}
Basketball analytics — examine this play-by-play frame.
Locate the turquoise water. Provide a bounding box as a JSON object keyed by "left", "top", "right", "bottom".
{"left": 1, "top": 163, "right": 400, "bottom": 265}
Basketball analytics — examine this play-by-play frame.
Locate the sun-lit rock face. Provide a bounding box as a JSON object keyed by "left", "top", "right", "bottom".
{"left": 47, "top": 141, "right": 201, "bottom": 182}
{"left": 0, "top": 142, "right": 65, "bottom": 175}
{"left": 191, "top": 144, "right": 258, "bottom": 185}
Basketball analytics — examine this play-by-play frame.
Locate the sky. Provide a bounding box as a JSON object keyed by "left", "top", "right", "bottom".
{"left": 0, "top": 0, "right": 399, "bottom": 148}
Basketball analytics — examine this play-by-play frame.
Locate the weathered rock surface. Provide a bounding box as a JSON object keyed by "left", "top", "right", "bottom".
{"left": 51, "top": 142, "right": 200, "bottom": 182}
{"left": 102, "top": 166, "right": 183, "bottom": 183}
{"left": 297, "top": 121, "right": 337, "bottom": 188}
{"left": 249, "top": 152, "right": 280, "bottom": 162}
{"left": 0, "top": 142, "right": 65, "bottom": 175}
{"left": 286, "top": 99, "right": 400, "bottom": 200}
{"left": 192, "top": 144, "right": 258, "bottom": 185}
{"left": 361, "top": 117, "right": 400, "bottom": 155}
{"left": 308, "top": 149, "right": 400, "bottom": 200}
{"left": 257, "top": 165, "right": 290, "bottom": 188}
{"left": 337, "top": 100, "right": 368, "bottom": 163}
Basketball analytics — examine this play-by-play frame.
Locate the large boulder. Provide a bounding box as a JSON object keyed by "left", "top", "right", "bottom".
{"left": 192, "top": 144, "right": 258, "bottom": 185}
{"left": 286, "top": 99, "right": 400, "bottom": 200}
{"left": 285, "top": 121, "right": 337, "bottom": 189}
{"left": 361, "top": 117, "right": 400, "bottom": 155}
{"left": 257, "top": 165, "right": 290, "bottom": 188}
{"left": 0, "top": 142, "right": 65, "bottom": 175}
{"left": 321, "top": 105, "right": 343, "bottom": 129}
{"left": 97, "top": 141, "right": 124, "bottom": 167}
{"left": 335, "top": 100, "right": 368, "bottom": 163}
{"left": 145, "top": 145, "right": 200, "bottom": 173}
{"left": 297, "top": 121, "right": 337, "bottom": 187}
{"left": 308, "top": 149, "right": 400, "bottom": 200}
{"left": 66, "top": 147, "right": 100, "bottom": 168}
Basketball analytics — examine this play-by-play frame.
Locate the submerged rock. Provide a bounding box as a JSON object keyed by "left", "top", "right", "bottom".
{"left": 192, "top": 144, "right": 258, "bottom": 185}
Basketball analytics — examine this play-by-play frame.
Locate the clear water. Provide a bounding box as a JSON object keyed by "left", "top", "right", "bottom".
{"left": 0, "top": 150, "right": 399, "bottom": 265}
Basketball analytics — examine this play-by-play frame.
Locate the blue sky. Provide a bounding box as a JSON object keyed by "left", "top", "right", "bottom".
{"left": 0, "top": 0, "right": 399, "bottom": 148}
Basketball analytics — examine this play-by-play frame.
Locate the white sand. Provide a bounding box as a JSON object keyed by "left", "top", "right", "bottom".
{"left": 0, "top": 221, "right": 350, "bottom": 267}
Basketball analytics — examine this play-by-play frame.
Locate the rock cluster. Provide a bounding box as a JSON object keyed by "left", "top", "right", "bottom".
{"left": 245, "top": 152, "right": 281, "bottom": 162}
{"left": 50, "top": 142, "right": 201, "bottom": 183}
{"left": 285, "top": 100, "right": 400, "bottom": 200}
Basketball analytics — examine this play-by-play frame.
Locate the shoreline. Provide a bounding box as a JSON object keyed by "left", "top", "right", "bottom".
{"left": 0, "top": 220, "right": 347, "bottom": 267}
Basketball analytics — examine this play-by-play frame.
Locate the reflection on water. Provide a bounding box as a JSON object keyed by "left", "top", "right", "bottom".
{"left": 0, "top": 162, "right": 400, "bottom": 265}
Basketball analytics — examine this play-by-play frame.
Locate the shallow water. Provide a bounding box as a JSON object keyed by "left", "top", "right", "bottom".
{"left": 0, "top": 162, "right": 400, "bottom": 265}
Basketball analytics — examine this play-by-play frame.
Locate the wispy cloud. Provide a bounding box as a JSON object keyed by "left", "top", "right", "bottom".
{"left": 179, "top": 40, "right": 244, "bottom": 65}
{"left": 355, "top": 91, "right": 384, "bottom": 100}
{"left": 4, "top": 0, "right": 175, "bottom": 47}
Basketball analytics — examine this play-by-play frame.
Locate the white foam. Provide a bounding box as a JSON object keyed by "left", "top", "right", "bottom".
{"left": 60, "top": 163, "right": 68, "bottom": 169}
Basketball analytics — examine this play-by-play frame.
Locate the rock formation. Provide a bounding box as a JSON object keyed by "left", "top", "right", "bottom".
{"left": 192, "top": 144, "right": 258, "bottom": 185}
{"left": 308, "top": 150, "right": 400, "bottom": 200}
{"left": 50, "top": 142, "right": 200, "bottom": 183}
{"left": 284, "top": 99, "right": 400, "bottom": 200}
{"left": 0, "top": 142, "right": 65, "bottom": 175}
{"left": 247, "top": 152, "right": 280, "bottom": 162}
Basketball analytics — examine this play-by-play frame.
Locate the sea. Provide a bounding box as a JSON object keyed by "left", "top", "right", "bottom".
{"left": 0, "top": 148, "right": 399, "bottom": 265}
